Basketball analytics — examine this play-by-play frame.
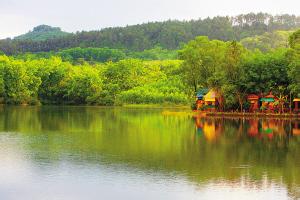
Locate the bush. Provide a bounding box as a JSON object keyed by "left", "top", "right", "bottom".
{"left": 118, "top": 77, "right": 188, "bottom": 105}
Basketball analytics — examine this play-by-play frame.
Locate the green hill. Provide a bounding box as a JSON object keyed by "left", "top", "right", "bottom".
{"left": 14, "top": 25, "right": 71, "bottom": 41}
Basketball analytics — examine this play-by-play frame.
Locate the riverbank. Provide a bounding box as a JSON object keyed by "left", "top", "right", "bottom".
{"left": 0, "top": 103, "right": 190, "bottom": 109}
{"left": 162, "top": 110, "right": 300, "bottom": 119}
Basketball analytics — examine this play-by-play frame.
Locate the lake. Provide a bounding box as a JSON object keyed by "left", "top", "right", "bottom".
{"left": 0, "top": 106, "right": 299, "bottom": 200}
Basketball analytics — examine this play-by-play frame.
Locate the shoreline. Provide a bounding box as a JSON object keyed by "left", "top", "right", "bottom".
{"left": 0, "top": 104, "right": 191, "bottom": 110}
{"left": 1, "top": 104, "right": 299, "bottom": 119}
{"left": 163, "top": 110, "right": 300, "bottom": 119}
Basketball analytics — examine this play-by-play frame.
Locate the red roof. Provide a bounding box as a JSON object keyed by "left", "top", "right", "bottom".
{"left": 263, "top": 92, "right": 278, "bottom": 100}
{"left": 265, "top": 94, "right": 277, "bottom": 99}
{"left": 247, "top": 94, "right": 259, "bottom": 100}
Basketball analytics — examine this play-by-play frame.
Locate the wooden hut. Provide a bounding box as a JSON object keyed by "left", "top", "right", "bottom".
{"left": 247, "top": 94, "right": 259, "bottom": 112}
{"left": 204, "top": 89, "right": 217, "bottom": 111}
{"left": 196, "top": 88, "right": 209, "bottom": 110}
{"left": 260, "top": 93, "right": 277, "bottom": 112}
{"left": 293, "top": 98, "right": 300, "bottom": 112}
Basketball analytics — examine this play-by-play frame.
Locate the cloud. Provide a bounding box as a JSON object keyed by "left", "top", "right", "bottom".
{"left": 0, "top": 14, "right": 39, "bottom": 39}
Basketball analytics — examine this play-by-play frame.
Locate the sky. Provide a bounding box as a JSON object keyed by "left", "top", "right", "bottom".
{"left": 0, "top": 0, "right": 299, "bottom": 39}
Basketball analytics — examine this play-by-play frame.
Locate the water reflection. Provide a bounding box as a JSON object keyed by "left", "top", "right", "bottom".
{"left": 194, "top": 115, "right": 300, "bottom": 142}
{"left": 0, "top": 106, "right": 299, "bottom": 200}
{"left": 195, "top": 117, "right": 223, "bottom": 141}
{"left": 293, "top": 122, "right": 300, "bottom": 135}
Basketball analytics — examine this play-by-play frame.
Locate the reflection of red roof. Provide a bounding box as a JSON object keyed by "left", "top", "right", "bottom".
{"left": 247, "top": 94, "right": 259, "bottom": 100}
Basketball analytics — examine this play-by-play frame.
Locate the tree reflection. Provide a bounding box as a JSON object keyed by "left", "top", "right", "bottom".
{"left": 0, "top": 106, "right": 300, "bottom": 199}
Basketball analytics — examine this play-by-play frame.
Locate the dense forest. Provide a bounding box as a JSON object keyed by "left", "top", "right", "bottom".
{"left": 0, "top": 13, "right": 299, "bottom": 111}
{"left": 0, "top": 13, "right": 299, "bottom": 54}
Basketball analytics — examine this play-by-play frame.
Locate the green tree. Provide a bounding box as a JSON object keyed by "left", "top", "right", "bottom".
{"left": 242, "top": 49, "right": 289, "bottom": 94}
{"left": 36, "top": 57, "right": 71, "bottom": 103}
{"left": 222, "top": 41, "right": 248, "bottom": 111}
{"left": 62, "top": 66, "right": 103, "bottom": 104}
{"left": 287, "top": 29, "right": 300, "bottom": 97}
{"left": 179, "top": 36, "right": 226, "bottom": 93}
{"left": 1, "top": 56, "right": 41, "bottom": 104}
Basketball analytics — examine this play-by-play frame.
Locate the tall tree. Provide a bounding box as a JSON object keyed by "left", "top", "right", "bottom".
{"left": 179, "top": 36, "right": 226, "bottom": 93}
{"left": 287, "top": 29, "right": 300, "bottom": 97}
{"left": 222, "top": 41, "right": 248, "bottom": 111}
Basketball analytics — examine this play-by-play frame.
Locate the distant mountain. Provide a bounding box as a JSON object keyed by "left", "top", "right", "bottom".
{"left": 1, "top": 13, "right": 300, "bottom": 54}
{"left": 14, "top": 25, "right": 71, "bottom": 41}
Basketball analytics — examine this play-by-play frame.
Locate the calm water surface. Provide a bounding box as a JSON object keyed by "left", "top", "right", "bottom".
{"left": 0, "top": 106, "right": 299, "bottom": 200}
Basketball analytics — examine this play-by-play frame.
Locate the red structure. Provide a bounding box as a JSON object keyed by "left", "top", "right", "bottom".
{"left": 195, "top": 89, "right": 209, "bottom": 110}
{"left": 294, "top": 98, "right": 300, "bottom": 112}
{"left": 247, "top": 94, "right": 259, "bottom": 112}
{"left": 260, "top": 93, "right": 278, "bottom": 112}
{"left": 196, "top": 99, "right": 204, "bottom": 110}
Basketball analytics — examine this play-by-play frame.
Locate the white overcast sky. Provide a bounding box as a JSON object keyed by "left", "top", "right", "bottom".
{"left": 0, "top": 0, "right": 299, "bottom": 39}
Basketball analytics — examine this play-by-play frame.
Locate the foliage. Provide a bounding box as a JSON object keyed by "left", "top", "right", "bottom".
{"left": 287, "top": 30, "right": 300, "bottom": 97}
{"left": 0, "top": 56, "right": 184, "bottom": 105}
{"left": 12, "top": 47, "right": 177, "bottom": 63}
{"left": 58, "top": 47, "right": 126, "bottom": 64}
{"left": 0, "top": 56, "right": 42, "bottom": 104}
{"left": 118, "top": 76, "right": 188, "bottom": 104}
{"left": 179, "top": 36, "right": 227, "bottom": 93}
{"left": 240, "top": 30, "right": 292, "bottom": 52}
{"left": 126, "top": 46, "right": 178, "bottom": 60}
{"left": 241, "top": 49, "right": 290, "bottom": 94}
{"left": 0, "top": 60, "right": 5, "bottom": 99}
{"left": 289, "top": 29, "right": 300, "bottom": 49}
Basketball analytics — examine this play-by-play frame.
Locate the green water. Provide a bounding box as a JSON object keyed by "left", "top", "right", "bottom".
{"left": 0, "top": 106, "right": 299, "bottom": 200}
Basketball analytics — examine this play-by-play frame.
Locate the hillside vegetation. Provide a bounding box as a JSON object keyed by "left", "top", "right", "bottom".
{"left": 0, "top": 13, "right": 299, "bottom": 54}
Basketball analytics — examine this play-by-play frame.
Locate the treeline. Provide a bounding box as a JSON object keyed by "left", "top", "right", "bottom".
{"left": 0, "top": 57, "right": 186, "bottom": 105}
{"left": 1, "top": 13, "right": 299, "bottom": 54}
{"left": 180, "top": 29, "right": 300, "bottom": 111}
